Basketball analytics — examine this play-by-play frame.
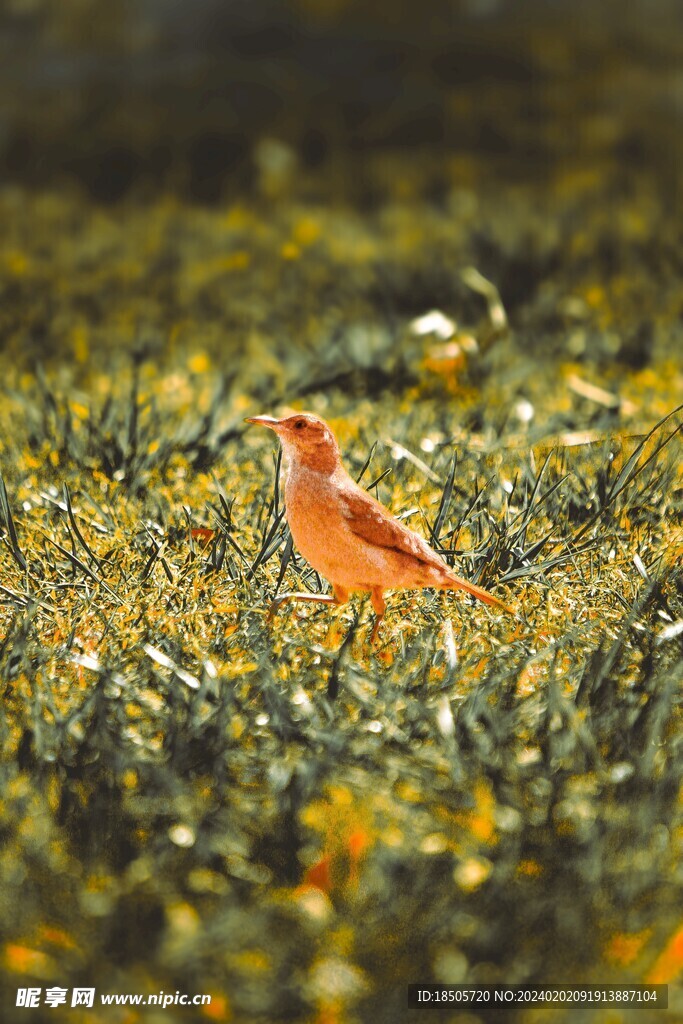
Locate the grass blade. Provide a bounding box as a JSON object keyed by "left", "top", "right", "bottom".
{"left": 0, "top": 473, "right": 27, "bottom": 571}
{"left": 63, "top": 484, "right": 103, "bottom": 569}
{"left": 432, "top": 452, "right": 457, "bottom": 545}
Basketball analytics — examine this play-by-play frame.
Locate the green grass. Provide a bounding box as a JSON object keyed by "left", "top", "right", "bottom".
{"left": 0, "top": 176, "right": 682, "bottom": 1024}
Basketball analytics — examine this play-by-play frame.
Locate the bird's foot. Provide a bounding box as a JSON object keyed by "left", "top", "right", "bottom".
{"left": 369, "top": 588, "right": 386, "bottom": 644}
{"left": 268, "top": 594, "right": 289, "bottom": 618}
{"left": 369, "top": 614, "right": 384, "bottom": 644}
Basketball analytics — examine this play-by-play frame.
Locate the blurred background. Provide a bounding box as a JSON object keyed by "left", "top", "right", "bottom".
{"left": 1, "top": 0, "right": 681, "bottom": 405}
{"left": 1, "top": 0, "right": 681, "bottom": 203}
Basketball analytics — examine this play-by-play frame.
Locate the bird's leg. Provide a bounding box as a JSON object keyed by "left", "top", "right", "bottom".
{"left": 269, "top": 584, "right": 349, "bottom": 619}
{"left": 369, "top": 588, "right": 387, "bottom": 643}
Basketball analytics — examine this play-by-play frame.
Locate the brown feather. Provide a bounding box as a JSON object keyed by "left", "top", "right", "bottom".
{"left": 439, "top": 569, "right": 514, "bottom": 613}
{"left": 339, "top": 482, "right": 443, "bottom": 568}
{"left": 340, "top": 479, "right": 513, "bottom": 613}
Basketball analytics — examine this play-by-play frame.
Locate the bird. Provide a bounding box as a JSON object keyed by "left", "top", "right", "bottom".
{"left": 245, "top": 412, "right": 513, "bottom": 641}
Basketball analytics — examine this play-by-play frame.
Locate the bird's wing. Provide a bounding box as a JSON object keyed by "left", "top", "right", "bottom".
{"left": 339, "top": 477, "right": 513, "bottom": 612}
{"left": 339, "top": 483, "right": 443, "bottom": 567}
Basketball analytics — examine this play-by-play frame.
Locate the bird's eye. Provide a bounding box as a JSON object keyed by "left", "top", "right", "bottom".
{"left": 294, "top": 419, "right": 306, "bottom": 430}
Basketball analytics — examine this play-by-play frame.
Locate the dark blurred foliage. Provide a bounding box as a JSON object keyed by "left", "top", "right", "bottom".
{"left": 0, "top": 0, "right": 682, "bottom": 201}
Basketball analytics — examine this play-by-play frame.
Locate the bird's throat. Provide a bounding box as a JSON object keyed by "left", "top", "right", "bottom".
{"left": 281, "top": 440, "right": 340, "bottom": 476}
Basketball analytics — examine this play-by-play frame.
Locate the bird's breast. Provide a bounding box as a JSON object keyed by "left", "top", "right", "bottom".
{"left": 284, "top": 467, "right": 357, "bottom": 578}
{"left": 285, "top": 467, "right": 338, "bottom": 541}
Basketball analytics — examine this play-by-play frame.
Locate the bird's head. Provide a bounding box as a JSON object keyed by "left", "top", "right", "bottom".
{"left": 245, "top": 412, "right": 341, "bottom": 473}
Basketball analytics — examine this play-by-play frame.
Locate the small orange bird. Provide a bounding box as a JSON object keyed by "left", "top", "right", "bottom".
{"left": 245, "top": 412, "right": 513, "bottom": 641}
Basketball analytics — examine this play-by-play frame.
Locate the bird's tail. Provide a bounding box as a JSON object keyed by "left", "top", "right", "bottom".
{"left": 438, "top": 569, "right": 514, "bottom": 614}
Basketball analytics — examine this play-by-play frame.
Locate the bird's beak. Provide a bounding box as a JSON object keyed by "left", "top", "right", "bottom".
{"left": 244, "top": 415, "right": 282, "bottom": 431}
